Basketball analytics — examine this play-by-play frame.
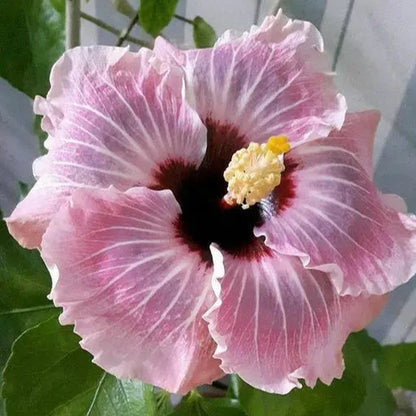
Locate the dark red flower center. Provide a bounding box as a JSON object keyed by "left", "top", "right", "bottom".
{"left": 153, "top": 118, "right": 297, "bottom": 262}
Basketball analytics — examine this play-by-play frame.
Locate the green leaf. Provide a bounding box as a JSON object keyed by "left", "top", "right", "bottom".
{"left": 193, "top": 16, "right": 217, "bottom": 48}
{"left": 0, "top": 219, "right": 58, "bottom": 413}
{"left": 139, "top": 0, "right": 179, "bottom": 37}
{"left": 34, "top": 114, "right": 48, "bottom": 154}
{"left": 2, "top": 317, "right": 160, "bottom": 416}
{"left": 378, "top": 342, "right": 416, "bottom": 390}
{"left": 18, "top": 183, "right": 30, "bottom": 200}
{"left": 349, "top": 333, "right": 396, "bottom": 416}
{"left": 155, "top": 390, "right": 174, "bottom": 415}
{"left": 197, "top": 398, "right": 247, "bottom": 416}
{"left": 172, "top": 391, "right": 247, "bottom": 416}
{"left": 49, "top": 0, "right": 65, "bottom": 14}
{"left": 235, "top": 332, "right": 395, "bottom": 416}
{"left": 0, "top": 0, "right": 65, "bottom": 98}
{"left": 111, "top": 0, "right": 136, "bottom": 18}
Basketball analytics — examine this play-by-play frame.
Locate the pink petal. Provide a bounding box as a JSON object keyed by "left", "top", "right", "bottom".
{"left": 41, "top": 186, "right": 222, "bottom": 393}
{"left": 6, "top": 175, "right": 76, "bottom": 248}
{"left": 205, "top": 247, "right": 386, "bottom": 394}
{"left": 257, "top": 111, "right": 416, "bottom": 295}
{"left": 217, "top": 9, "right": 324, "bottom": 52}
{"left": 6, "top": 46, "right": 206, "bottom": 248}
{"left": 154, "top": 12, "right": 346, "bottom": 145}
{"left": 337, "top": 111, "right": 379, "bottom": 177}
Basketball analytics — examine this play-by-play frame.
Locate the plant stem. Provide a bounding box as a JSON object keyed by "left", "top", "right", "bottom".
{"left": 174, "top": 13, "right": 194, "bottom": 25}
{"left": 80, "top": 12, "right": 150, "bottom": 47}
{"left": 212, "top": 380, "right": 228, "bottom": 391}
{"left": 65, "top": 0, "right": 81, "bottom": 49}
{"left": 117, "top": 12, "right": 139, "bottom": 46}
{"left": 254, "top": 0, "right": 261, "bottom": 24}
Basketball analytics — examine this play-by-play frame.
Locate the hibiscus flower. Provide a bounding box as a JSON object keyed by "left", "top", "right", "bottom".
{"left": 6, "top": 11, "right": 416, "bottom": 394}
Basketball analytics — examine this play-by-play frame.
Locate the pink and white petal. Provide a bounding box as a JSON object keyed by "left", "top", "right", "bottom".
{"left": 257, "top": 111, "right": 416, "bottom": 296}
{"left": 334, "top": 111, "right": 380, "bottom": 176}
{"left": 381, "top": 193, "right": 408, "bottom": 213}
{"left": 38, "top": 46, "right": 206, "bottom": 184}
{"left": 217, "top": 10, "right": 325, "bottom": 61}
{"left": 6, "top": 175, "right": 83, "bottom": 249}
{"left": 7, "top": 46, "right": 206, "bottom": 248}
{"left": 41, "top": 186, "right": 222, "bottom": 393}
{"left": 154, "top": 14, "right": 345, "bottom": 146}
{"left": 205, "top": 248, "right": 386, "bottom": 394}
{"left": 153, "top": 38, "right": 186, "bottom": 69}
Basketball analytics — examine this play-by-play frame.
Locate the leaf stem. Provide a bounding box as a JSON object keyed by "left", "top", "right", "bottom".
{"left": 65, "top": 0, "right": 81, "bottom": 49}
{"left": 117, "top": 12, "right": 139, "bottom": 46}
{"left": 174, "top": 14, "right": 194, "bottom": 25}
{"left": 85, "top": 372, "right": 107, "bottom": 416}
{"left": 80, "top": 12, "right": 150, "bottom": 47}
{"left": 0, "top": 304, "right": 56, "bottom": 316}
{"left": 254, "top": 0, "right": 261, "bottom": 24}
{"left": 189, "top": 388, "right": 202, "bottom": 400}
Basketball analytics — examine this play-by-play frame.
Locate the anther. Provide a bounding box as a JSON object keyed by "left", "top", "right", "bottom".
{"left": 223, "top": 136, "right": 290, "bottom": 209}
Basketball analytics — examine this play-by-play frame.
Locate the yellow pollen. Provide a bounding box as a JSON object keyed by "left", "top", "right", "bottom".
{"left": 223, "top": 136, "right": 290, "bottom": 209}
{"left": 267, "top": 135, "right": 291, "bottom": 154}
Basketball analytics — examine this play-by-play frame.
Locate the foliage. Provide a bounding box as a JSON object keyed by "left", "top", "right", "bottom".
{"left": 0, "top": 219, "right": 58, "bottom": 414}
{"left": 171, "top": 390, "right": 247, "bottom": 416}
{"left": 139, "top": 0, "right": 179, "bottom": 37}
{"left": 231, "top": 332, "right": 396, "bottom": 416}
{"left": 49, "top": 0, "right": 65, "bottom": 14}
{"left": 111, "top": 0, "right": 136, "bottom": 18}
{"left": 0, "top": 0, "right": 64, "bottom": 98}
{"left": 2, "top": 317, "right": 161, "bottom": 416}
{"left": 378, "top": 342, "right": 416, "bottom": 390}
{"left": 193, "top": 17, "right": 217, "bottom": 48}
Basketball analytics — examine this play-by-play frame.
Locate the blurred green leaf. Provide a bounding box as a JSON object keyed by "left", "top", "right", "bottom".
{"left": 349, "top": 332, "right": 396, "bottom": 416}
{"left": 0, "top": 0, "right": 65, "bottom": 98}
{"left": 34, "top": 114, "right": 48, "bottom": 154}
{"left": 0, "top": 219, "right": 58, "bottom": 413}
{"left": 172, "top": 391, "right": 246, "bottom": 416}
{"left": 196, "top": 398, "right": 247, "bottom": 416}
{"left": 378, "top": 342, "right": 416, "bottom": 390}
{"left": 18, "top": 183, "right": 30, "bottom": 200}
{"left": 2, "top": 317, "right": 160, "bottom": 416}
{"left": 193, "top": 16, "right": 217, "bottom": 48}
{"left": 111, "top": 0, "right": 136, "bottom": 18}
{"left": 156, "top": 390, "right": 174, "bottom": 415}
{"left": 49, "top": 0, "right": 65, "bottom": 14}
{"left": 139, "top": 0, "right": 179, "bottom": 37}
{"left": 234, "top": 332, "right": 395, "bottom": 416}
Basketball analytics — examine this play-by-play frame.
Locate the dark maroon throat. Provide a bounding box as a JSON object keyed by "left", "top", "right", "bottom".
{"left": 153, "top": 118, "right": 297, "bottom": 262}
